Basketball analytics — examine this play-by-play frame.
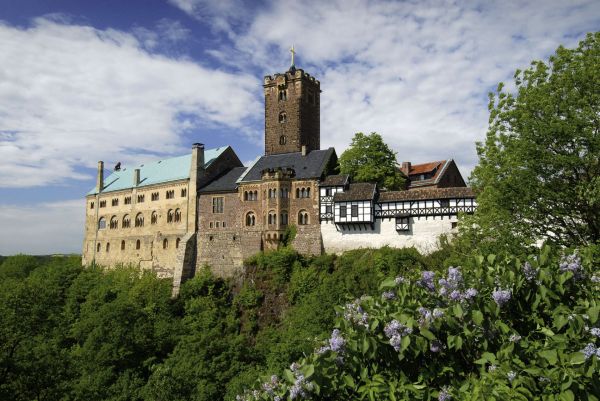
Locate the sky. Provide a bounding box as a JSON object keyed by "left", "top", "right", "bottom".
{"left": 0, "top": 0, "right": 598, "bottom": 255}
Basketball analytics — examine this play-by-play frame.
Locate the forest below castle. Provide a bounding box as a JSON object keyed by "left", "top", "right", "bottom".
{"left": 1, "top": 32, "right": 599, "bottom": 401}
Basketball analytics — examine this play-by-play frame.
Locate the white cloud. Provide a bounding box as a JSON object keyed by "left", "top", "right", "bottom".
{"left": 186, "top": 0, "right": 600, "bottom": 178}
{"left": 0, "top": 199, "right": 84, "bottom": 255}
{"left": 0, "top": 17, "right": 261, "bottom": 188}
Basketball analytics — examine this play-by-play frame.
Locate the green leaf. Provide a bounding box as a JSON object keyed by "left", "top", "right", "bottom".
{"left": 420, "top": 329, "right": 436, "bottom": 341}
{"left": 379, "top": 278, "right": 397, "bottom": 289}
{"left": 560, "top": 390, "right": 574, "bottom": 401}
{"left": 472, "top": 310, "right": 484, "bottom": 325}
{"left": 539, "top": 349, "right": 558, "bottom": 365}
{"left": 343, "top": 374, "right": 356, "bottom": 388}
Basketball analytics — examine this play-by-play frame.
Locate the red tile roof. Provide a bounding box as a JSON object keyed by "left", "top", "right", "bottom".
{"left": 409, "top": 160, "right": 446, "bottom": 175}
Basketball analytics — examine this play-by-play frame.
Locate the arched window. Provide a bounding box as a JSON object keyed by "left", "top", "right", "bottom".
{"left": 97, "top": 242, "right": 101, "bottom": 252}
{"left": 281, "top": 211, "right": 288, "bottom": 226}
{"left": 136, "top": 239, "right": 141, "bottom": 250}
{"left": 121, "top": 240, "right": 125, "bottom": 250}
{"left": 268, "top": 211, "right": 277, "bottom": 225}
{"left": 122, "top": 215, "right": 130, "bottom": 228}
{"left": 279, "top": 135, "right": 287, "bottom": 145}
{"left": 98, "top": 217, "right": 106, "bottom": 230}
{"left": 110, "top": 216, "right": 118, "bottom": 229}
{"left": 296, "top": 188, "right": 300, "bottom": 198}
{"left": 151, "top": 211, "right": 158, "bottom": 225}
{"left": 307, "top": 188, "right": 311, "bottom": 197}
{"left": 253, "top": 190, "right": 258, "bottom": 200}
{"left": 246, "top": 212, "right": 256, "bottom": 226}
{"left": 167, "top": 209, "right": 174, "bottom": 223}
{"left": 176, "top": 238, "right": 181, "bottom": 249}
{"left": 135, "top": 213, "right": 144, "bottom": 227}
{"left": 279, "top": 112, "right": 287, "bottom": 123}
{"left": 244, "top": 191, "right": 248, "bottom": 201}
{"left": 298, "top": 210, "right": 309, "bottom": 225}
{"left": 278, "top": 89, "right": 287, "bottom": 101}
{"left": 163, "top": 238, "right": 168, "bottom": 249}
{"left": 174, "top": 209, "right": 181, "bottom": 223}
{"left": 106, "top": 242, "right": 110, "bottom": 252}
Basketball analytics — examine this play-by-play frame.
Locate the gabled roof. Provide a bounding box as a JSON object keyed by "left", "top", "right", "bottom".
{"left": 199, "top": 167, "right": 248, "bottom": 193}
{"left": 408, "top": 160, "right": 446, "bottom": 176}
{"left": 239, "top": 148, "right": 335, "bottom": 182}
{"left": 405, "top": 160, "right": 452, "bottom": 188}
{"left": 320, "top": 174, "right": 349, "bottom": 187}
{"left": 87, "top": 146, "right": 228, "bottom": 195}
{"left": 333, "top": 182, "right": 377, "bottom": 202}
{"left": 378, "top": 187, "right": 475, "bottom": 202}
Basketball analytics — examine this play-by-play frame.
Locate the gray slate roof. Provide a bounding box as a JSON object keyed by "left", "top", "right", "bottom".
{"left": 319, "top": 174, "right": 349, "bottom": 187}
{"left": 378, "top": 187, "right": 475, "bottom": 202}
{"left": 333, "top": 183, "right": 377, "bottom": 202}
{"left": 239, "top": 148, "right": 335, "bottom": 182}
{"left": 199, "top": 167, "right": 248, "bottom": 193}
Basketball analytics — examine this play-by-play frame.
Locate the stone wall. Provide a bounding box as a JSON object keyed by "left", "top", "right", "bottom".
{"left": 321, "top": 215, "right": 459, "bottom": 255}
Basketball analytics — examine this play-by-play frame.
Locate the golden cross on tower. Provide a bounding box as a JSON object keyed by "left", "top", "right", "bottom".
{"left": 290, "top": 45, "right": 296, "bottom": 67}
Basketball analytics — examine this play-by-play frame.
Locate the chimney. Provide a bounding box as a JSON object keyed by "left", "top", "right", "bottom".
{"left": 301, "top": 145, "right": 307, "bottom": 156}
{"left": 192, "top": 143, "right": 205, "bottom": 168}
{"left": 96, "top": 161, "right": 104, "bottom": 192}
{"left": 401, "top": 162, "right": 411, "bottom": 176}
{"left": 133, "top": 169, "right": 140, "bottom": 186}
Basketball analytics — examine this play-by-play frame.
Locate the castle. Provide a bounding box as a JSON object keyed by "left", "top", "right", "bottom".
{"left": 82, "top": 61, "right": 476, "bottom": 293}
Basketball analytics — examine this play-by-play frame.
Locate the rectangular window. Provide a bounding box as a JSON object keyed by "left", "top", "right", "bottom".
{"left": 124, "top": 196, "right": 131, "bottom": 205}
{"left": 440, "top": 199, "right": 450, "bottom": 208}
{"left": 90, "top": 202, "right": 95, "bottom": 209}
{"left": 340, "top": 205, "right": 347, "bottom": 218}
{"left": 325, "top": 205, "right": 332, "bottom": 214}
{"left": 325, "top": 188, "right": 332, "bottom": 196}
{"left": 212, "top": 197, "right": 224, "bottom": 213}
{"left": 99, "top": 200, "right": 106, "bottom": 208}
{"left": 395, "top": 217, "right": 410, "bottom": 232}
{"left": 351, "top": 205, "right": 358, "bottom": 217}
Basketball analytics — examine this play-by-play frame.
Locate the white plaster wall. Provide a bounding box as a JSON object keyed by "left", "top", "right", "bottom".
{"left": 321, "top": 215, "right": 458, "bottom": 255}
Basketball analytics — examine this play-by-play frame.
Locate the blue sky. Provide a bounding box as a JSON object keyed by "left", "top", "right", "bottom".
{"left": 0, "top": 0, "right": 599, "bottom": 254}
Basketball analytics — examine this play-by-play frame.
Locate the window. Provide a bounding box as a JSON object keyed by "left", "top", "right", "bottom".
{"left": 122, "top": 215, "right": 131, "bottom": 228}
{"left": 181, "top": 188, "right": 187, "bottom": 197}
{"left": 166, "top": 190, "right": 175, "bottom": 199}
{"left": 298, "top": 210, "right": 309, "bottom": 225}
{"left": 440, "top": 199, "right": 450, "bottom": 208}
{"left": 151, "top": 211, "right": 158, "bottom": 225}
{"left": 396, "top": 217, "right": 410, "bottom": 232}
{"left": 268, "top": 211, "right": 277, "bottom": 225}
{"left": 325, "top": 188, "right": 332, "bottom": 196}
{"left": 98, "top": 217, "right": 106, "bottom": 230}
{"left": 278, "top": 89, "right": 287, "bottom": 101}
{"left": 112, "top": 198, "right": 119, "bottom": 207}
{"left": 167, "top": 209, "right": 174, "bottom": 223}
{"left": 163, "top": 238, "right": 168, "bottom": 249}
{"left": 124, "top": 196, "right": 131, "bottom": 205}
{"left": 136, "top": 239, "right": 141, "bottom": 250}
{"left": 216, "top": 221, "right": 220, "bottom": 228}
{"left": 174, "top": 209, "right": 181, "bottom": 223}
{"left": 279, "top": 135, "right": 287, "bottom": 145}
{"left": 90, "top": 201, "right": 95, "bottom": 209}
{"left": 99, "top": 200, "right": 106, "bottom": 208}
{"left": 222, "top": 221, "right": 226, "bottom": 228}
{"left": 151, "top": 192, "right": 159, "bottom": 201}
{"left": 297, "top": 187, "right": 311, "bottom": 198}
{"left": 451, "top": 222, "right": 458, "bottom": 229}
{"left": 121, "top": 240, "right": 125, "bottom": 250}
{"left": 209, "top": 222, "right": 213, "bottom": 228}
{"left": 106, "top": 242, "right": 110, "bottom": 252}
{"left": 281, "top": 212, "right": 288, "bottom": 226}
{"left": 137, "top": 194, "right": 145, "bottom": 203}
{"left": 135, "top": 212, "right": 144, "bottom": 227}
{"left": 279, "top": 112, "right": 287, "bottom": 123}
{"left": 212, "top": 197, "right": 224, "bottom": 213}
{"left": 269, "top": 188, "right": 277, "bottom": 199}
{"left": 109, "top": 216, "right": 118, "bottom": 229}
{"left": 351, "top": 205, "right": 358, "bottom": 218}
{"left": 176, "top": 238, "right": 181, "bottom": 249}
{"left": 340, "top": 205, "right": 347, "bottom": 218}
{"left": 326, "top": 205, "right": 332, "bottom": 214}
{"left": 246, "top": 212, "right": 256, "bottom": 226}
{"left": 97, "top": 243, "right": 101, "bottom": 252}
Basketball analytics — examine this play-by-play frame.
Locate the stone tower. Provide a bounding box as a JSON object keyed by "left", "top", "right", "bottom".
{"left": 263, "top": 63, "right": 320, "bottom": 155}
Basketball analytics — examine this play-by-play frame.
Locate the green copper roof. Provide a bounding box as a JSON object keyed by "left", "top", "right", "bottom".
{"left": 87, "top": 146, "right": 227, "bottom": 195}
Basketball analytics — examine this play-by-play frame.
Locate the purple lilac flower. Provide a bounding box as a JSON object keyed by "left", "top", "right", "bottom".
{"left": 417, "top": 271, "right": 436, "bottom": 292}
{"left": 464, "top": 288, "right": 478, "bottom": 299}
{"left": 382, "top": 290, "right": 396, "bottom": 300}
{"left": 418, "top": 307, "right": 432, "bottom": 325}
{"left": 384, "top": 319, "right": 412, "bottom": 351}
{"left": 430, "top": 340, "right": 443, "bottom": 353}
{"left": 329, "top": 329, "right": 346, "bottom": 353}
{"left": 507, "top": 371, "right": 517, "bottom": 383}
{"left": 582, "top": 343, "right": 597, "bottom": 360}
{"left": 438, "top": 387, "right": 452, "bottom": 401}
{"left": 492, "top": 288, "right": 512, "bottom": 307}
{"left": 433, "top": 308, "right": 444, "bottom": 319}
{"left": 522, "top": 261, "right": 538, "bottom": 282}
{"left": 343, "top": 300, "right": 369, "bottom": 328}
{"left": 591, "top": 275, "right": 600, "bottom": 283}
{"left": 559, "top": 253, "right": 583, "bottom": 280}
{"left": 449, "top": 290, "right": 462, "bottom": 301}
{"left": 509, "top": 334, "right": 522, "bottom": 342}
{"left": 395, "top": 276, "right": 407, "bottom": 285}
{"left": 290, "top": 362, "right": 301, "bottom": 372}
{"left": 316, "top": 345, "right": 330, "bottom": 354}
{"left": 590, "top": 328, "right": 600, "bottom": 338}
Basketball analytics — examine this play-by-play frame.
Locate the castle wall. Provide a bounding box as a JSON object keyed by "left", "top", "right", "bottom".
{"left": 321, "top": 215, "right": 458, "bottom": 255}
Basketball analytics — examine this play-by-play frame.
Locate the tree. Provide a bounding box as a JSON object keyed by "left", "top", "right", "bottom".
{"left": 468, "top": 32, "right": 600, "bottom": 249}
{"left": 339, "top": 132, "right": 405, "bottom": 190}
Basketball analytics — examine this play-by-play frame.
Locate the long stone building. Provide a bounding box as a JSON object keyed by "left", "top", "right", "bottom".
{"left": 83, "top": 62, "right": 477, "bottom": 291}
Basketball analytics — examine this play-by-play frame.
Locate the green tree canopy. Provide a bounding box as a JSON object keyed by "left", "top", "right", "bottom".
{"left": 339, "top": 132, "right": 405, "bottom": 190}
{"left": 468, "top": 32, "right": 600, "bottom": 249}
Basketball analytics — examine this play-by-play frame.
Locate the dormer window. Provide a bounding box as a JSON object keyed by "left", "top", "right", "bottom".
{"left": 279, "top": 112, "right": 287, "bottom": 123}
